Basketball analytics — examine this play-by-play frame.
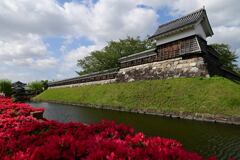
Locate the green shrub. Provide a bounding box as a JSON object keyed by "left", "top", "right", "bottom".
{"left": 28, "top": 81, "right": 44, "bottom": 94}
{"left": 0, "top": 80, "right": 13, "bottom": 96}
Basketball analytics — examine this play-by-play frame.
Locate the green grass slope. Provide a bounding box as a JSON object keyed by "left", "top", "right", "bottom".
{"left": 34, "top": 77, "right": 240, "bottom": 116}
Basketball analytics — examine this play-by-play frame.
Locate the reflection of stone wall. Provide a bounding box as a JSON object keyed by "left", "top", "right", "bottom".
{"left": 116, "top": 56, "right": 209, "bottom": 82}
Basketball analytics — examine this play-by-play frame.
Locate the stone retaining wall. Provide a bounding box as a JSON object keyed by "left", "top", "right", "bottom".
{"left": 116, "top": 56, "right": 209, "bottom": 82}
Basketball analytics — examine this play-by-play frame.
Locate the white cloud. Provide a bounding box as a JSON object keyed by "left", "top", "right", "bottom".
{"left": 203, "top": 0, "right": 240, "bottom": 27}
{"left": 0, "top": 33, "right": 58, "bottom": 69}
{"left": 62, "top": 0, "right": 158, "bottom": 42}
{"left": 0, "top": 34, "right": 47, "bottom": 61}
{"left": 65, "top": 45, "right": 104, "bottom": 65}
{"left": 0, "top": 0, "right": 67, "bottom": 37}
{"left": 35, "top": 57, "right": 58, "bottom": 69}
{"left": 0, "top": 0, "right": 158, "bottom": 42}
{"left": 56, "top": 44, "right": 105, "bottom": 79}
{"left": 209, "top": 26, "right": 240, "bottom": 47}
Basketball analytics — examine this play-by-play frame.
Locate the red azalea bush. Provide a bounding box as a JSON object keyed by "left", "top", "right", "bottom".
{"left": 0, "top": 96, "right": 217, "bottom": 160}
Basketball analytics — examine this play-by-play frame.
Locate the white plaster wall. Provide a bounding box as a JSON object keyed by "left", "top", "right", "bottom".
{"left": 194, "top": 23, "right": 206, "bottom": 39}
{"left": 49, "top": 79, "right": 116, "bottom": 89}
{"left": 156, "top": 23, "right": 206, "bottom": 46}
{"left": 156, "top": 29, "right": 196, "bottom": 45}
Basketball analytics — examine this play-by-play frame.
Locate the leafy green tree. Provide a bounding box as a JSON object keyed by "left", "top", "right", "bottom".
{"left": 210, "top": 43, "right": 239, "bottom": 71}
{"left": 40, "top": 80, "right": 48, "bottom": 90}
{"left": 77, "top": 37, "right": 155, "bottom": 75}
{"left": 28, "top": 81, "right": 44, "bottom": 94}
{"left": 0, "top": 80, "right": 12, "bottom": 96}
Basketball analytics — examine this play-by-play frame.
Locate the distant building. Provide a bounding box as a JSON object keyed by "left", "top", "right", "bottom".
{"left": 12, "top": 81, "right": 34, "bottom": 101}
{"left": 118, "top": 8, "right": 240, "bottom": 82}
{"left": 12, "top": 81, "right": 26, "bottom": 94}
{"left": 48, "top": 8, "right": 240, "bottom": 88}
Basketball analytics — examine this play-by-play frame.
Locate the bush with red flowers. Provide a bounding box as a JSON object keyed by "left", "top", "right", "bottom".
{"left": 0, "top": 96, "right": 218, "bottom": 160}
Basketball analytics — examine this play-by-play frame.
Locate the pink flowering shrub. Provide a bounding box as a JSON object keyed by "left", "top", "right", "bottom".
{"left": 0, "top": 96, "right": 219, "bottom": 160}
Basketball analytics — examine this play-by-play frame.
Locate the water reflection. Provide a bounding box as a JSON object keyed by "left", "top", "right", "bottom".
{"left": 29, "top": 102, "right": 240, "bottom": 159}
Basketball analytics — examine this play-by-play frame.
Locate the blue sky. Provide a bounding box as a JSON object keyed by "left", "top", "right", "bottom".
{"left": 43, "top": 36, "right": 94, "bottom": 57}
{"left": 0, "top": 0, "right": 239, "bottom": 82}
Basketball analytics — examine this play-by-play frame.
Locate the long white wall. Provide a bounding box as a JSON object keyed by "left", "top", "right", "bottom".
{"left": 49, "top": 79, "right": 116, "bottom": 89}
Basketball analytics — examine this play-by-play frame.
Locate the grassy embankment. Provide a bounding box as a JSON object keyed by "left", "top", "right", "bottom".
{"left": 34, "top": 77, "right": 240, "bottom": 116}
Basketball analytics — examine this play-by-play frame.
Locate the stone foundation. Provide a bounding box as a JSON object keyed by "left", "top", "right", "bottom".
{"left": 116, "top": 56, "right": 209, "bottom": 82}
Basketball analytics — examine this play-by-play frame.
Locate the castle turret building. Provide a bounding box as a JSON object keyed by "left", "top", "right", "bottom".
{"left": 117, "top": 8, "right": 239, "bottom": 82}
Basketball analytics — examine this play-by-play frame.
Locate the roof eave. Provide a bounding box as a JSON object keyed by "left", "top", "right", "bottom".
{"left": 119, "top": 48, "right": 156, "bottom": 61}
{"left": 201, "top": 10, "right": 214, "bottom": 37}
{"left": 149, "top": 8, "right": 214, "bottom": 40}
{"left": 148, "top": 24, "right": 195, "bottom": 41}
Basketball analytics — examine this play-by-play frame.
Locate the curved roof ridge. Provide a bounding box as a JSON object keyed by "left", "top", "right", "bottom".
{"left": 157, "top": 8, "right": 204, "bottom": 29}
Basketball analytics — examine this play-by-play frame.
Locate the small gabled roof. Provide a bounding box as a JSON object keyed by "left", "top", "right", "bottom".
{"left": 12, "top": 81, "right": 26, "bottom": 86}
{"left": 149, "top": 8, "right": 213, "bottom": 39}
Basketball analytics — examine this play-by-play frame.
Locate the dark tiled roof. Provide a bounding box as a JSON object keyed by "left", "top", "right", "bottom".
{"left": 12, "top": 81, "right": 26, "bottom": 87}
{"left": 149, "top": 8, "right": 207, "bottom": 39}
{"left": 48, "top": 68, "right": 118, "bottom": 85}
{"left": 119, "top": 48, "right": 156, "bottom": 63}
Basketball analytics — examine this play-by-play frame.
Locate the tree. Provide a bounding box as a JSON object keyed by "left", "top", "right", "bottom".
{"left": 77, "top": 37, "right": 155, "bottom": 75}
{"left": 210, "top": 43, "right": 239, "bottom": 71}
{"left": 40, "top": 80, "right": 48, "bottom": 90}
{"left": 28, "top": 81, "right": 44, "bottom": 94}
{"left": 0, "top": 80, "right": 13, "bottom": 96}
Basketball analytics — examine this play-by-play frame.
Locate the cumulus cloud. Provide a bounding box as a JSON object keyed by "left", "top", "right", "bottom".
{"left": 62, "top": 0, "right": 158, "bottom": 42}
{"left": 0, "top": 0, "right": 67, "bottom": 37}
{"left": 203, "top": 0, "right": 240, "bottom": 27}
{"left": 0, "top": 33, "right": 58, "bottom": 69}
{"left": 209, "top": 26, "right": 240, "bottom": 46}
{"left": 64, "top": 44, "right": 104, "bottom": 66}
{"left": 0, "top": 0, "right": 158, "bottom": 42}
{"left": 56, "top": 44, "right": 105, "bottom": 80}
{"left": 34, "top": 57, "right": 58, "bottom": 69}
{"left": 0, "top": 34, "right": 47, "bottom": 61}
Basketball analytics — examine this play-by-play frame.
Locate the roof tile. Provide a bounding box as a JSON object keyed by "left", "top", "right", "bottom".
{"left": 149, "top": 8, "right": 206, "bottom": 39}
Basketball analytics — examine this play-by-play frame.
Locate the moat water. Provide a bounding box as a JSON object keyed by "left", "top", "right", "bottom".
{"left": 29, "top": 102, "right": 240, "bottom": 159}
